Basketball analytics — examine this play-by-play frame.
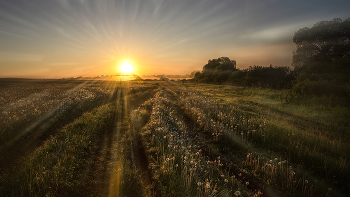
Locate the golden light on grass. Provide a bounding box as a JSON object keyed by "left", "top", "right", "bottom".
{"left": 120, "top": 61, "right": 133, "bottom": 74}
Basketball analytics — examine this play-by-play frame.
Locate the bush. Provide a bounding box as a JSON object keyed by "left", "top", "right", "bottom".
{"left": 292, "top": 80, "right": 347, "bottom": 96}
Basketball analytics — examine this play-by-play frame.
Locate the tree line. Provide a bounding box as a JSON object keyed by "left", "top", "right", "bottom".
{"left": 193, "top": 18, "right": 350, "bottom": 96}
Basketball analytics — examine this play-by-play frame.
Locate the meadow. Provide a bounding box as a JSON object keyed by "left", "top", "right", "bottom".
{"left": 0, "top": 78, "right": 349, "bottom": 197}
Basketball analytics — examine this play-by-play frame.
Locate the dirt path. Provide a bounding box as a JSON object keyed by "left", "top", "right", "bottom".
{"left": 80, "top": 88, "right": 124, "bottom": 197}
{"left": 81, "top": 84, "right": 161, "bottom": 197}
{"left": 126, "top": 86, "right": 162, "bottom": 197}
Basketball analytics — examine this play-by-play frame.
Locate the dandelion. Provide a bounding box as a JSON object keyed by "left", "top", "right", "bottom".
{"left": 205, "top": 182, "right": 210, "bottom": 189}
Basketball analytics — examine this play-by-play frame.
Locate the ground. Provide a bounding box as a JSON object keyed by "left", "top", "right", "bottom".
{"left": 0, "top": 79, "right": 349, "bottom": 197}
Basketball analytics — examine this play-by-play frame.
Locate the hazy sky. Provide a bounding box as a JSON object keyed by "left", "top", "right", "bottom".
{"left": 0, "top": 0, "right": 349, "bottom": 78}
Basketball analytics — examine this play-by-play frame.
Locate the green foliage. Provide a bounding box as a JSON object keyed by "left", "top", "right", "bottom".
{"left": 291, "top": 18, "right": 350, "bottom": 96}
{"left": 195, "top": 62, "right": 294, "bottom": 89}
{"left": 203, "top": 57, "right": 237, "bottom": 73}
{"left": 292, "top": 79, "right": 347, "bottom": 96}
{"left": 227, "top": 69, "right": 246, "bottom": 85}
{"left": 293, "top": 18, "right": 350, "bottom": 71}
{"left": 243, "top": 65, "right": 294, "bottom": 89}
{"left": 195, "top": 57, "right": 237, "bottom": 84}
{"left": 293, "top": 54, "right": 350, "bottom": 96}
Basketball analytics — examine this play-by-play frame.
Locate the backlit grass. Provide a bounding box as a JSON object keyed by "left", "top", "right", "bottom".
{"left": 0, "top": 103, "right": 115, "bottom": 196}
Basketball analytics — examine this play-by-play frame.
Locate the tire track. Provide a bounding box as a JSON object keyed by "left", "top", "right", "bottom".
{"left": 82, "top": 83, "right": 161, "bottom": 197}
{"left": 0, "top": 80, "right": 107, "bottom": 171}
{"left": 125, "top": 86, "right": 162, "bottom": 197}
{"left": 163, "top": 84, "right": 282, "bottom": 197}
{"left": 80, "top": 88, "right": 123, "bottom": 197}
{"left": 107, "top": 88, "right": 125, "bottom": 197}
{"left": 181, "top": 110, "right": 282, "bottom": 197}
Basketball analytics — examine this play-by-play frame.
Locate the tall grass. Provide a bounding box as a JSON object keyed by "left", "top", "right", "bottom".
{"left": 0, "top": 103, "right": 115, "bottom": 196}
{"left": 0, "top": 80, "right": 113, "bottom": 148}
{"left": 181, "top": 83, "right": 350, "bottom": 196}
{"left": 1, "top": 80, "right": 348, "bottom": 196}
{"left": 131, "top": 90, "right": 253, "bottom": 196}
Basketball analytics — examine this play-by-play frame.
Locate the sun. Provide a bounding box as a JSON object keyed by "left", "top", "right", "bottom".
{"left": 120, "top": 61, "right": 133, "bottom": 74}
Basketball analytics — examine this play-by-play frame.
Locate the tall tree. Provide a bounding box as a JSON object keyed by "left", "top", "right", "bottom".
{"left": 203, "top": 57, "right": 237, "bottom": 73}
{"left": 292, "top": 18, "right": 350, "bottom": 72}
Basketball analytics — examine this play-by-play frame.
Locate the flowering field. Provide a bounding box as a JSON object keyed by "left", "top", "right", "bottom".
{"left": 0, "top": 79, "right": 349, "bottom": 197}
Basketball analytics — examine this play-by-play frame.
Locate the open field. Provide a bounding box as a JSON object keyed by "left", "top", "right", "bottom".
{"left": 0, "top": 79, "right": 349, "bottom": 197}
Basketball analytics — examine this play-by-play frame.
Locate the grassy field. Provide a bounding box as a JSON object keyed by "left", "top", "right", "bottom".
{"left": 0, "top": 79, "right": 349, "bottom": 196}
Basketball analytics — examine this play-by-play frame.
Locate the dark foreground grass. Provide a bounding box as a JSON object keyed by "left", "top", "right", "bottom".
{"left": 0, "top": 103, "right": 115, "bottom": 197}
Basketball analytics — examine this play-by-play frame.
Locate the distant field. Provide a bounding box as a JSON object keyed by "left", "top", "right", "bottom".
{"left": 0, "top": 79, "right": 349, "bottom": 197}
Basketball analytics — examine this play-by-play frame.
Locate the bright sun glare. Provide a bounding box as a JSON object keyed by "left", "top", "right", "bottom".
{"left": 120, "top": 61, "right": 133, "bottom": 74}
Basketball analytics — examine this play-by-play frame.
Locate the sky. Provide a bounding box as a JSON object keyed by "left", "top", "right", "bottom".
{"left": 0, "top": 0, "right": 349, "bottom": 78}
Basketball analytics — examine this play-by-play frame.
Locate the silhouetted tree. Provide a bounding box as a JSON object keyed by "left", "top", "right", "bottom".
{"left": 292, "top": 18, "right": 350, "bottom": 73}
{"left": 190, "top": 71, "right": 200, "bottom": 78}
{"left": 195, "top": 57, "right": 237, "bottom": 84}
{"left": 194, "top": 57, "right": 293, "bottom": 88}
{"left": 227, "top": 70, "right": 246, "bottom": 85}
{"left": 203, "top": 57, "right": 237, "bottom": 73}
{"left": 292, "top": 18, "right": 350, "bottom": 95}
{"left": 244, "top": 65, "right": 293, "bottom": 89}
